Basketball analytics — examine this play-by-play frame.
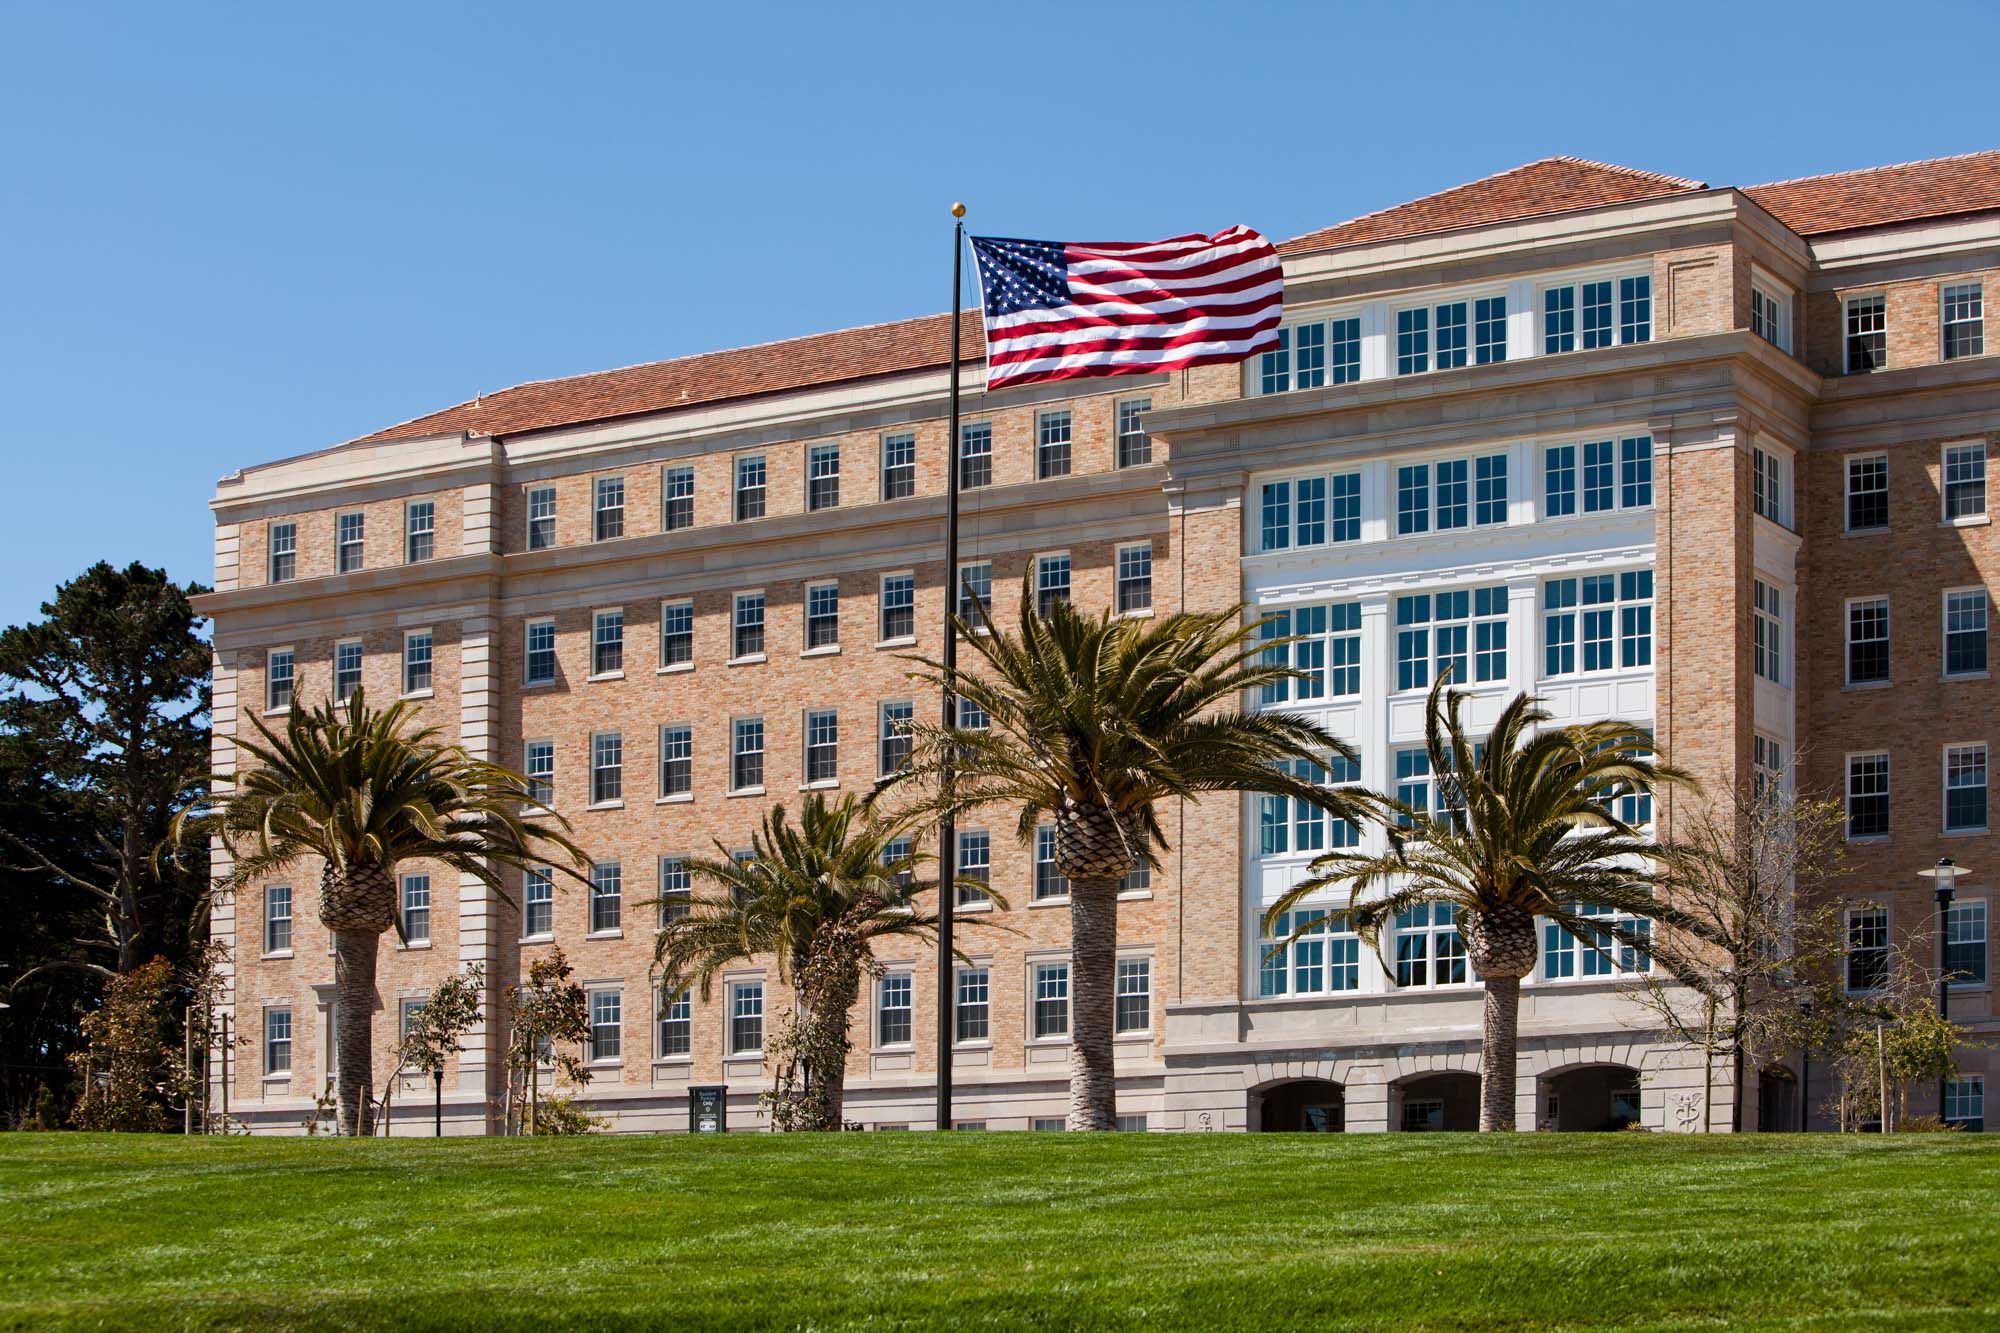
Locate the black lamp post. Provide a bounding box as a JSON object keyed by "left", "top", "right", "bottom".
{"left": 433, "top": 1066, "right": 444, "bottom": 1138}
{"left": 1798, "top": 994, "right": 1813, "bottom": 1133}
{"left": 1917, "top": 857, "right": 1967, "bottom": 1121}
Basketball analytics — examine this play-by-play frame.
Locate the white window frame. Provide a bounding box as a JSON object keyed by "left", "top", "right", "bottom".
{"left": 268, "top": 521, "right": 297, "bottom": 583}
{"left": 880, "top": 431, "right": 917, "bottom": 501}
{"left": 522, "top": 866, "right": 554, "bottom": 939}
{"left": 335, "top": 511, "right": 365, "bottom": 573}
{"left": 593, "top": 475, "right": 626, "bottom": 541}
{"left": 523, "top": 738, "right": 554, "bottom": 807}
{"left": 807, "top": 443, "right": 841, "bottom": 512}
{"left": 332, "top": 638, "right": 363, "bottom": 704}
{"left": 662, "top": 463, "right": 695, "bottom": 532}
{"left": 727, "top": 979, "right": 765, "bottom": 1055}
{"left": 879, "top": 571, "right": 916, "bottom": 645}
{"left": 1942, "top": 280, "right": 1985, "bottom": 361}
{"left": 1846, "top": 905, "right": 1890, "bottom": 994}
{"left": 1844, "top": 452, "right": 1889, "bottom": 533}
{"left": 589, "top": 731, "right": 623, "bottom": 807}
{"left": 1116, "top": 542, "right": 1153, "bottom": 615}
{"left": 1945, "top": 587, "right": 1990, "bottom": 679}
{"left": 1844, "top": 292, "right": 1888, "bottom": 374}
{"left": 954, "top": 965, "right": 991, "bottom": 1045}
{"left": 263, "top": 884, "right": 293, "bottom": 956}
{"left": 1944, "top": 742, "right": 1989, "bottom": 834}
{"left": 524, "top": 618, "right": 557, "bottom": 686}
{"left": 804, "top": 581, "right": 840, "bottom": 653}
{"left": 402, "top": 628, "right": 433, "bottom": 696}
{"left": 264, "top": 1006, "right": 293, "bottom": 1076}
{"left": 734, "top": 454, "right": 767, "bottom": 522}
{"left": 731, "top": 716, "right": 765, "bottom": 794}
{"left": 1541, "top": 435, "right": 1654, "bottom": 518}
{"left": 659, "top": 599, "right": 694, "bottom": 671}
{"left": 1945, "top": 898, "right": 1989, "bottom": 990}
{"left": 588, "top": 988, "right": 622, "bottom": 1064}
{"left": 399, "top": 872, "right": 431, "bottom": 945}
{"left": 731, "top": 591, "right": 766, "bottom": 663}
{"left": 803, "top": 708, "right": 839, "bottom": 787}
{"left": 875, "top": 971, "right": 914, "bottom": 1049}
{"left": 1753, "top": 579, "right": 1785, "bottom": 686}
{"left": 588, "top": 861, "right": 623, "bottom": 935}
{"left": 525, "top": 484, "right": 557, "bottom": 550}
{"left": 1844, "top": 596, "right": 1890, "bottom": 687}
{"left": 1030, "top": 960, "right": 1070, "bottom": 1041}
{"left": 656, "top": 986, "right": 692, "bottom": 1059}
{"left": 1943, "top": 441, "right": 1988, "bottom": 523}
{"left": 266, "top": 647, "right": 295, "bottom": 712}
{"left": 1115, "top": 397, "right": 1153, "bottom": 467}
{"left": 1845, "top": 751, "right": 1891, "bottom": 842}
{"left": 658, "top": 723, "right": 692, "bottom": 801}
{"left": 1035, "top": 552, "right": 1071, "bottom": 617}
{"left": 1114, "top": 955, "right": 1153, "bottom": 1035}
{"left": 1750, "top": 276, "right": 1793, "bottom": 353}
{"left": 591, "top": 608, "right": 625, "bottom": 678}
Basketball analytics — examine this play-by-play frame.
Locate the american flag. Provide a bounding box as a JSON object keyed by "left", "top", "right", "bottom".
{"left": 969, "top": 226, "right": 1283, "bottom": 390}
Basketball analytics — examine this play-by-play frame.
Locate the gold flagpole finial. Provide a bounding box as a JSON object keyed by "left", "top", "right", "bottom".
{"left": 951, "top": 202, "right": 966, "bottom": 218}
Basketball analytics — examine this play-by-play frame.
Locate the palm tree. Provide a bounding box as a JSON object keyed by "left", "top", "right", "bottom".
{"left": 1271, "top": 674, "right": 1703, "bottom": 1131}
{"left": 651, "top": 793, "right": 945, "bottom": 1130}
{"left": 177, "top": 690, "right": 587, "bottom": 1136}
{"left": 880, "top": 578, "right": 1366, "bottom": 1130}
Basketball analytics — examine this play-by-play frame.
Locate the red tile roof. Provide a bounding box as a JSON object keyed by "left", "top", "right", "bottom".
{"left": 1744, "top": 150, "right": 2000, "bottom": 236}
{"left": 1276, "top": 156, "right": 1706, "bottom": 256}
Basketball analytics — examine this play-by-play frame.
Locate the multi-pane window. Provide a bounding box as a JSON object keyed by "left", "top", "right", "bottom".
{"left": 333, "top": 641, "right": 362, "bottom": 703}
{"left": 1754, "top": 734, "right": 1787, "bottom": 801}
{"left": 657, "top": 988, "right": 691, "bottom": 1057}
{"left": 1946, "top": 589, "right": 1989, "bottom": 676}
{"left": 1259, "top": 755, "right": 1358, "bottom": 856}
{"left": 1752, "top": 448, "right": 1785, "bottom": 525}
{"left": 1123, "top": 863, "right": 1152, "bottom": 894}
{"left": 958, "top": 562, "right": 992, "bottom": 623}
{"left": 1395, "top": 587, "right": 1508, "bottom": 690}
{"left": 1259, "top": 471, "right": 1361, "bottom": 551}
{"left": 662, "top": 465, "right": 694, "bottom": 531}
{"left": 659, "top": 724, "right": 692, "bottom": 797}
{"left": 524, "top": 867, "right": 554, "bottom": 937}
{"left": 265, "top": 1007, "right": 292, "bottom": 1075}
{"left": 589, "top": 990, "right": 621, "bottom": 1061}
{"left": 1117, "top": 543, "right": 1153, "bottom": 613}
{"left": 1473, "top": 295, "right": 1508, "bottom": 364}
{"left": 804, "top": 709, "right": 839, "bottom": 783}
{"left": 1946, "top": 900, "right": 1988, "bottom": 986}
{"left": 589, "top": 861, "right": 622, "bottom": 933}
{"left": 1475, "top": 454, "right": 1509, "bottom": 525}
{"left": 732, "top": 593, "right": 765, "bottom": 659}
{"left": 1542, "top": 903, "right": 1652, "bottom": 979}
{"left": 880, "top": 574, "right": 915, "bottom": 641}
{"left": 268, "top": 522, "right": 297, "bottom": 582}
{"left": 660, "top": 601, "right": 693, "bottom": 668}
{"left": 959, "top": 422, "right": 993, "bottom": 489}
{"left": 877, "top": 973, "right": 913, "bottom": 1046}
{"left": 1395, "top": 748, "right": 1440, "bottom": 822}
{"left": 729, "top": 982, "right": 764, "bottom": 1054}
{"left": 881, "top": 432, "right": 916, "bottom": 501}
{"left": 403, "top": 630, "right": 433, "bottom": 694}
{"left": 1116, "top": 398, "right": 1152, "bottom": 467}
{"left": 526, "top": 485, "right": 556, "bottom": 550}
{"left": 267, "top": 649, "right": 295, "bottom": 711}
{"left": 524, "top": 620, "right": 556, "bottom": 685}
{"left": 1544, "top": 437, "right": 1653, "bottom": 516}
{"left": 1036, "top": 409, "right": 1072, "bottom": 479}
{"left": 400, "top": 873, "right": 431, "bottom": 944}
{"left": 524, "top": 739, "right": 554, "bottom": 805}
{"left": 1032, "top": 962, "right": 1070, "bottom": 1038}
{"left": 1543, "top": 571, "right": 1652, "bottom": 677}
{"left": 1751, "top": 284, "right": 1792, "bottom": 352}
{"left": 1257, "top": 317, "right": 1361, "bottom": 394}
{"left": 732, "top": 718, "right": 765, "bottom": 791}
{"left": 1033, "top": 825, "right": 1068, "bottom": 901}
{"left": 1846, "top": 454, "right": 1889, "bottom": 531}
{"left": 1846, "top": 599, "right": 1890, "bottom": 685}
{"left": 1257, "top": 910, "right": 1361, "bottom": 996}
{"left": 1396, "top": 455, "right": 1508, "bottom": 534}
{"left": 1036, "top": 555, "right": 1070, "bottom": 617}
{"left": 264, "top": 884, "right": 292, "bottom": 954}
{"left": 805, "top": 583, "right": 840, "bottom": 649}
{"left": 1846, "top": 753, "right": 1890, "bottom": 840}
{"left": 1945, "top": 743, "right": 1988, "bottom": 832}
{"left": 1254, "top": 602, "right": 1360, "bottom": 702}
{"left": 955, "top": 967, "right": 991, "bottom": 1042}
{"left": 1846, "top": 907, "right": 1888, "bottom": 992}
{"left": 880, "top": 836, "right": 915, "bottom": 890}
{"left": 656, "top": 856, "right": 693, "bottom": 925}
{"left": 1396, "top": 300, "right": 1475, "bottom": 374}
{"left": 592, "top": 610, "right": 624, "bottom": 676}
{"left": 1618, "top": 275, "right": 1652, "bottom": 344}
{"left": 1395, "top": 903, "right": 1468, "bottom": 987}
{"left": 956, "top": 829, "right": 990, "bottom": 907}
{"left": 1115, "top": 957, "right": 1151, "bottom": 1033}
{"left": 337, "top": 512, "right": 365, "bottom": 573}
{"left": 734, "top": 455, "right": 766, "bottom": 521}
{"left": 807, "top": 444, "right": 841, "bottom": 512}
{"left": 1943, "top": 282, "right": 1985, "bottom": 360}
{"left": 405, "top": 501, "right": 435, "bottom": 563}
{"left": 590, "top": 732, "right": 623, "bottom": 804}
{"left": 1845, "top": 294, "right": 1887, "bottom": 373}
{"left": 1945, "top": 1076, "right": 1985, "bottom": 1131}
{"left": 1753, "top": 580, "right": 1784, "bottom": 685}
{"left": 877, "top": 700, "right": 914, "bottom": 776}
{"left": 1945, "top": 442, "right": 1987, "bottom": 519}
{"left": 1543, "top": 276, "right": 1648, "bottom": 351}
{"left": 594, "top": 476, "right": 626, "bottom": 540}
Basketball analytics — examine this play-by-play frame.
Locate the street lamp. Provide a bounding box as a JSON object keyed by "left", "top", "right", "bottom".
{"left": 1917, "top": 857, "right": 1968, "bottom": 1121}
{"left": 1798, "top": 994, "right": 1813, "bottom": 1133}
{"left": 433, "top": 1066, "right": 444, "bottom": 1138}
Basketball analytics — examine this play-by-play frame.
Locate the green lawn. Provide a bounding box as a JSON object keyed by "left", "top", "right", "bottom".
{"left": 3, "top": 1133, "right": 1997, "bottom": 1331}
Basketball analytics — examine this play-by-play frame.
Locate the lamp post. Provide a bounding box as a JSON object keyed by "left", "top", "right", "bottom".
{"left": 1916, "top": 857, "right": 1967, "bottom": 1121}
{"left": 433, "top": 1066, "right": 444, "bottom": 1138}
{"left": 1798, "top": 994, "right": 1813, "bottom": 1133}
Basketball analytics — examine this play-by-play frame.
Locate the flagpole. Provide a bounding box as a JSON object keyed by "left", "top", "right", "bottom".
{"left": 936, "top": 202, "right": 966, "bottom": 1133}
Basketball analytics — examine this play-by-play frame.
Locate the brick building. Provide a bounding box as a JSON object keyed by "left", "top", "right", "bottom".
{"left": 198, "top": 151, "right": 2000, "bottom": 1134}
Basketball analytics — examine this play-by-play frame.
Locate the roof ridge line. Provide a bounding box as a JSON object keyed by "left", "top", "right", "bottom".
{"left": 1545, "top": 154, "right": 1706, "bottom": 189}
{"left": 1748, "top": 148, "right": 2000, "bottom": 191}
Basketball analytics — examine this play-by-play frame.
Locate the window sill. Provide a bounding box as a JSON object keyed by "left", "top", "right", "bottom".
{"left": 401, "top": 689, "right": 435, "bottom": 701}
{"left": 801, "top": 645, "right": 841, "bottom": 659}
{"left": 260, "top": 950, "right": 293, "bottom": 961}
{"left": 519, "top": 933, "right": 554, "bottom": 945}
{"left": 1118, "top": 608, "right": 1155, "bottom": 620}
{"left": 396, "top": 941, "right": 433, "bottom": 952}
{"left": 1114, "top": 1031, "right": 1153, "bottom": 1043}
{"left": 727, "top": 654, "right": 767, "bottom": 668}
{"left": 952, "top": 1040, "right": 993, "bottom": 1052}
{"left": 262, "top": 707, "right": 292, "bottom": 718}
{"left": 652, "top": 1056, "right": 693, "bottom": 1067}
{"left": 1844, "top": 679, "right": 1892, "bottom": 691}
{"left": 799, "top": 779, "right": 840, "bottom": 792}
{"left": 876, "top": 636, "right": 916, "bottom": 650}
{"left": 656, "top": 793, "right": 693, "bottom": 805}
{"left": 585, "top": 929, "right": 624, "bottom": 941}
{"left": 1943, "top": 827, "right": 1988, "bottom": 838}
{"left": 522, "top": 678, "right": 557, "bottom": 690}
{"left": 1845, "top": 835, "right": 1892, "bottom": 846}
{"left": 1029, "top": 1037, "right": 1071, "bottom": 1047}
{"left": 587, "top": 672, "right": 626, "bottom": 684}
{"left": 956, "top": 899, "right": 994, "bottom": 914}
{"left": 588, "top": 1058, "right": 623, "bottom": 1069}
{"left": 1945, "top": 672, "right": 1991, "bottom": 683}
{"left": 586, "top": 800, "right": 626, "bottom": 812}
{"left": 1118, "top": 890, "right": 1154, "bottom": 902}
{"left": 657, "top": 662, "right": 694, "bottom": 676}
{"left": 1029, "top": 897, "right": 1069, "bottom": 909}
{"left": 727, "top": 786, "right": 766, "bottom": 799}
{"left": 724, "top": 1051, "right": 765, "bottom": 1062}
{"left": 262, "top": 1074, "right": 292, "bottom": 1084}
{"left": 1842, "top": 526, "right": 1890, "bottom": 538}
{"left": 1945, "top": 515, "right": 1993, "bottom": 529}
{"left": 872, "top": 1044, "right": 915, "bottom": 1056}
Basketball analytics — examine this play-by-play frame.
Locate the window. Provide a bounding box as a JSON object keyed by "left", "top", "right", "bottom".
{"left": 657, "top": 989, "right": 691, "bottom": 1057}
{"left": 333, "top": 640, "right": 362, "bottom": 703}
{"left": 1116, "top": 398, "right": 1152, "bottom": 468}
{"left": 1846, "top": 907, "right": 1888, "bottom": 992}
{"left": 403, "top": 630, "right": 433, "bottom": 694}
{"left": 1257, "top": 317, "right": 1361, "bottom": 393}
{"left": 1945, "top": 1075, "right": 1985, "bottom": 1131}
{"left": 880, "top": 574, "right": 914, "bottom": 641}
{"left": 799, "top": 583, "right": 839, "bottom": 651}
{"left": 662, "top": 465, "right": 694, "bottom": 531}
{"left": 1543, "top": 276, "right": 1648, "bottom": 352}
{"left": 1258, "top": 471, "right": 1361, "bottom": 551}
{"left": 1543, "top": 571, "right": 1652, "bottom": 677}
{"left": 1544, "top": 437, "right": 1653, "bottom": 516}
{"left": 264, "top": 885, "right": 292, "bottom": 954}
{"left": 877, "top": 973, "right": 913, "bottom": 1046}
{"left": 729, "top": 981, "right": 764, "bottom": 1054}
{"left": 879, "top": 701, "right": 913, "bottom": 776}
{"left": 594, "top": 476, "right": 625, "bottom": 540}
{"left": 524, "top": 739, "right": 554, "bottom": 805}
{"left": 264, "top": 1007, "right": 292, "bottom": 1075}
{"left": 268, "top": 522, "right": 297, "bottom": 582}
{"left": 1395, "top": 903, "right": 1468, "bottom": 987}
{"left": 1845, "top": 294, "right": 1887, "bottom": 373}
{"left": 1117, "top": 543, "right": 1152, "bottom": 613}
{"left": 1115, "top": 957, "right": 1151, "bottom": 1034}
{"left": 1846, "top": 455, "right": 1889, "bottom": 531}
{"left": 1752, "top": 448, "right": 1785, "bottom": 525}
{"left": 1032, "top": 962, "right": 1070, "bottom": 1038}
{"left": 1036, "top": 409, "right": 1072, "bottom": 479}
{"left": 658, "top": 857, "right": 691, "bottom": 925}
{"left": 524, "top": 620, "right": 556, "bottom": 685}
{"left": 1946, "top": 743, "right": 1988, "bottom": 832}
{"left": 732, "top": 593, "right": 764, "bottom": 659}
{"left": 1753, "top": 580, "right": 1784, "bottom": 685}
{"left": 399, "top": 998, "right": 426, "bottom": 1042}
{"left": 1754, "top": 734, "right": 1787, "bottom": 800}
{"left": 1036, "top": 555, "right": 1070, "bottom": 617}
{"left": 396, "top": 873, "right": 430, "bottom": 944}
{"left": 1257, "top": 910, "right": 1361, "bottom": 996}
{"left": 589, "top": 862, "right": 622, "bottom": 933}
{"left": 589, "top": 732, "right": 623, "bottom": 805}
{"left": 732, "top": 718, "right": 764, "bottom": 791}
{"left": 592, "top": 610, "right": 624, "bottom": 676}
{"left": 1542, "top": 903, "right": 1652, "bottom": 979}
{"left": 804, "top": 709, "right": 839, "bottom": 784}
{"left": 524, "top": 867, "right": 553, "bottom": 937}
{"left": 1846, "top": 598, "right": 1890, "bottom": 685}
{"left": 526, "top": 485, "right": 556, "bottom": 550}
{"left": 807, "top": 444, "right": 840, "bottom": 512}
{"left": 1946, "top": 900, "right": 1988, "bottom": 986}
{"left": 1395, "top": 748, "right": 1439, "bottom": 822}
{"left": 1255, "top": 602, "right": 1358, "bottom": 702}
{"left": 1846, "top": 753, "right": 1890, "bottom": 840}
{"left": 959, "top": 422, "right": 992, "bottom": 489}
{"left": 1944, "top": 442, "right": 1987, "bottom": 519}
{"left": 336, "top": 512, "right": 365, "bottom": 573}
{"left": 734, "top": 455, "right": 766, "bottom": 521}
{"left": 956, "top": 967, "right": 990, "bottom": 1043}
{"left": 1947, "top": 589, "right": 1989, "bottom": 676}
{"left": 1943, "top": 281, "right": 1984, "bottom": 360}
{"left": 1123, "top": 863, "right": 1152, "bottom": 895}
{"left": 1397, "top": 301, "right": 1475, "bottom": 374}
{"left": 1395, "top": 455, "right": 1507, "bottom": 535}
{"left": 957, "top": 562, "right": 992, "bottom": 623}
{"left": 955, "top": 696, "right": 988, "bottom": 733}
{"left": 1260, "top": 756, "right": 1353, "bottom": 856}
{"left": 405, "top": 501, "right": 435, "bottom": 563}
{"left": 1034, "top": 826, "right": 1067, "bottom": 901}
{"left": 266, "top": 649, "right": 294, "bottom": 711}
{"left": 881, "top": 836, "right": 914, "bottom": 890}
{"left": 1396, "top": 587, "right": 1508, "bottom": 690}
{"left": 1751, "top": 284, "right": 1791, "bottom": 352}
{"left": 881, "top": 432, "right": 916, "bottom": 501}
{"left": 1619, "top": 275, "right": 1652, "bottom": 344}
{"left": 956, "top": 829, "right": 990, "bottom": 907}
{"left": 1473, "top": 295, "right": 1508, "bottom": 364}
{"left": 589, "top": 990, "right": 621, "bottom": 1062}
{"left": 660, "top": 601, "right": 693, "bottom": 669}
{"left": 659, "top": 724, "right": 691, "bottom": 798}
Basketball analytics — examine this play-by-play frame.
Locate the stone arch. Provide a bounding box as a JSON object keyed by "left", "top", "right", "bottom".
{"left": 1536, "top": 1060, "right": 1645, "bottom": 1131}
{"left": 1250, "top": 1077, "right": 1346, "bottom": 1132}
{"left": 1389, "top": 1069, "right": 1480, "bottom": 1131}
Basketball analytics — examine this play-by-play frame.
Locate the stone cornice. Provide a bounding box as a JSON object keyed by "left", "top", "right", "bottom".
{"left": 1807, "top": 356, "right": 2000, "bottom": 448}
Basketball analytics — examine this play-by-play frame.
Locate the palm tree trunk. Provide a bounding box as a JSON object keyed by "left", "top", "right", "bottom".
{"left": 331, "top": 927, "right": 380, "bottom": 1137}
{"left": 1067, "top": 877, "right": 1120, "bottom": 1131}
{"left": 1479, "top": 973, "right": 1520, "bottom": 1132}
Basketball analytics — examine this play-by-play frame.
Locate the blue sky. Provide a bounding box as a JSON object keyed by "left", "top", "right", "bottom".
{"left": 4, "top": 0, "right": 1997, "bottom": 626}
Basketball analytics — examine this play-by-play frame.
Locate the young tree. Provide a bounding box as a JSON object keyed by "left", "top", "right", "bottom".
{"left": 383, "top": 963, "right": 486, "bottom": 1134}
{"left": 503, "top": 949, "right": 596, "bottom": 1135}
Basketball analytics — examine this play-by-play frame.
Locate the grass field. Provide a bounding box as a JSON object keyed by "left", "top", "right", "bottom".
{"left": 3, "top": 1132, "right": 1997, "bottom": 1331}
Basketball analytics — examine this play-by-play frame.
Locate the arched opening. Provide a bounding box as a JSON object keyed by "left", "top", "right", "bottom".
{"left": 1541, "top": 1064, "right": 1643, "bottom": 1131}
{"left": 1757, "top": 1065, "right": 1798, "bottom": 1132}
{"left": 1395, "top": 1072, "right": 1479, "bottom": 1131}
{"left": 1256, "top": 1079, "right": 1345, "bottom": 1132}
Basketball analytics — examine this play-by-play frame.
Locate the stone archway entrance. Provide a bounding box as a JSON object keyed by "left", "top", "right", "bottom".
{"left": 1394, "top": 1072, "right": 1479, "bottom": 1131}
{"left": 1542, "top": 1065, "right": 1643, "bottom": 1131}
{"left": 1256, "top": 1079, "right": 1345, "bottom": 1132}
